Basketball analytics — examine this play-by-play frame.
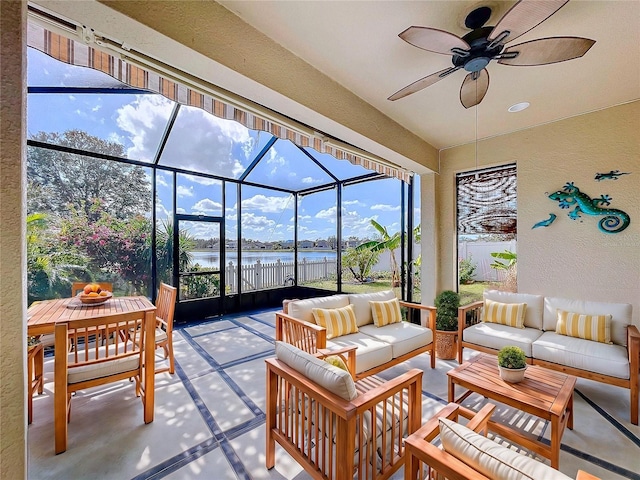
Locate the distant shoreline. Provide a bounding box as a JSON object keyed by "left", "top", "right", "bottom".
{"left": 191, "top": 248, "right": 338, "bottom": 253}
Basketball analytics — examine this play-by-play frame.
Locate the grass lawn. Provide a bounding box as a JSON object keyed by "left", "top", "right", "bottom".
{"left": 459, "top": 282, "right": 491, "bottom": 305}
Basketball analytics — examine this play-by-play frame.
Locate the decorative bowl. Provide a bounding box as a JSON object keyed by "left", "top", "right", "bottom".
{"left": 78, "top": 291, "right": 113, "bottom": 305}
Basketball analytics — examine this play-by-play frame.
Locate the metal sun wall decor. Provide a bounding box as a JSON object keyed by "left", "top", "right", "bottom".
{"left": 542, "top": 182, "right": 631, "bottom": 234}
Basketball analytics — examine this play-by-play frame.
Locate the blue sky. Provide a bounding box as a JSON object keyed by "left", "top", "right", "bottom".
{"left": 27, "top": 48, "right": 420, "bottom": 241}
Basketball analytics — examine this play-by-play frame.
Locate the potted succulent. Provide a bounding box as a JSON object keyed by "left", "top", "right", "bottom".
{"left": 497, "top": 346, "right": 527, "bottom": 383}
{"left": 434, "top": 290, "right": 460, "bottom": 359}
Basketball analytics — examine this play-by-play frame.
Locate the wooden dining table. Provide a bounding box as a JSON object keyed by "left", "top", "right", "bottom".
{"left": 27, "top": 295, "right": 157, "bottom": 423}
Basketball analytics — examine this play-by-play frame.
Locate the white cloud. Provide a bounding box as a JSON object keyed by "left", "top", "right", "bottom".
{"left": 316, "top": 206, "right": 337, "bottom": 221}
{"left": 156, "top": 174, "right": 169, "bottom": 188}
{"left": 241, "top": 212, "right": 276, "bottom": 232}
{"left": 176, "top": 185, "right": 194, "bottom": 197}
{"left": 371, "top": 204, "right": 400, "bottom": 212}
{"left": 92, "top": 105, "right": 101, "bottom": 112}
{"left": 155, "top": 203, "right": 170, "bottom": 218}
{"left": 242, "top": 194, "right": 294, "bottom": 213}
{"left": 344, "top": 200, "right": 365, "bottom": 206}
{"left": 192, "top": 198, "right": 222, "bottom": 214}
{"left": 301, "top": 177, "right": 317, "bottom": 184}
{"left": 182, "top": 174, "right": 222, "bottom": 187}
{"left": 176, "top": 207, "right": 186, "bottom": 214}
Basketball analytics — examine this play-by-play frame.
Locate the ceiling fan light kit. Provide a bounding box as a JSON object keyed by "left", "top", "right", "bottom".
{"left": 389, "top": 0, "right": 596, "bottom": 108}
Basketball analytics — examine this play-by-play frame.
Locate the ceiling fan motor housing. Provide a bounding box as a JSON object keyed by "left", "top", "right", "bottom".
{"left": 453, "top": 26, "right": 503, "bottom": 72}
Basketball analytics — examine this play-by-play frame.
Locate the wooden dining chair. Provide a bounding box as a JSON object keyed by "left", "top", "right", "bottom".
{"left": 70, "top": 281, "right": 113, "bottom": 296}
{"left": 54, "top": 310, "right": 155, "bottom": 454}
{"left": 154, "top": 283, "right": 177, "bottom": 374}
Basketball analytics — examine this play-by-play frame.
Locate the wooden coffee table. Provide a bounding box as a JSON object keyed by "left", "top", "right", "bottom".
{"left": 447, "top": 353, "right": 576, "bottom": 469}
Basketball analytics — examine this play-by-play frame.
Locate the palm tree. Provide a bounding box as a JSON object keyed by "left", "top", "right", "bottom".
{"left": 356, "top": 219, "right": 401, "bottom": 286}
{"left": 155, "top": 220, "right": 195, "bottom": 283}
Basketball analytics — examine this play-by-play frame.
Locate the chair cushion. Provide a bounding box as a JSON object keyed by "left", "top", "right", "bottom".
{"left": 359, "top": 322, "right": 432, "bottom": 359}
{"left": 544, "top": 297, "right": 631, "bottom": 346}
{"left": 67, "top": 343, "right": 140, "bottom": 384}
{"left": 312, "top": 304, "right": 359, "bottom": 339}
{"left": 484, "top": 290, "right": 544, "bottom": 330}
{"left": 326, "top": 332, "right": 393, "bottom": 374}
{"left": 463, "top": 323, "right": 543, "bottom": 357}
{"left": 348, "top": 290, "right": 396, "bottom": 326}
{"left": 370, "top": 298, "right": 402, "bottom": 327}
{"left": 483, "top": 299, "right": 526, "bottom": 329}
{"left": 532, "top": 332, "right": 630, "bottom": 379}
{"left": 439, "top": 418, "right": 572, "bottom": 480}
{"left": 287, "top": 295, "right": 350, "bottom": 324}
{"left": 155, "top": 327, "right": 168, "bottom": 343}
{"left": 275, "top": 341, "right": 357, "bottom": 401}
{"left": 555, "top": 310, "right": 612, "bottom": 344}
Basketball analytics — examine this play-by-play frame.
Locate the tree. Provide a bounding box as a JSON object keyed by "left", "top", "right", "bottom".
{"left": 27, "top": 130, "right": 151, "bottom": 221}
{"left": 155, "top": 220, "right": 195, "bottom": 284}
{"left": 356, "top": 220, "right": 401, "bottom": 286}
{"left": 342, "top": 246, "right": 380, "bottom": 283}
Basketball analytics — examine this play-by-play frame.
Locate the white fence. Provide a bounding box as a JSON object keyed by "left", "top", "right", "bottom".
{"left": 225, "top": 258, "right": 336, "bottom": 293}
{"left": 458, "top": 240, "right": 517, "bottom": 282}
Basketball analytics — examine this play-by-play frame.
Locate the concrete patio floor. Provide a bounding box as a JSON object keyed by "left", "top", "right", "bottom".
{"left": 28, "top": 309, "right": 640, "bottom": 479}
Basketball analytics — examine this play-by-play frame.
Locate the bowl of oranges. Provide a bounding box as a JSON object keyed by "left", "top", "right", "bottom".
{"left": 78, "top": 284, "right": 113, "bottom": 305}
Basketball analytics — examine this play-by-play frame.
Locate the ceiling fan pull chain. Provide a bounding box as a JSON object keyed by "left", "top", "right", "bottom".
{"left": 487, "top": 30, "right": 511, "bottom": 50}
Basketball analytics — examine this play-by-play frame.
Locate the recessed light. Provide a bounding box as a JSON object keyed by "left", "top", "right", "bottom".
{"left": 508, "top": 102, "right": 530, "bottom": 113}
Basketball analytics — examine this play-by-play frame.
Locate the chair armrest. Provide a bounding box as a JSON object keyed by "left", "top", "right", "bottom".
{"left": 458, "top": 300, "right": 483, "bottom": 334}
{"left": 317, "top": 346, "right": 357, "bottom": 379}
{"left": 351, "top": 368, "right": 423, "bottom": 411}
{"left": 275, "top": 311, "right": 327, "bottom": 352}
{"left": 399, "top": 301, "right": 436, "bottom": 331}
{"left": 576, "top": 470, "right": 601, "bottom": 480}
{"left": 628, "top": 325, "right": 640, "bottom": 366}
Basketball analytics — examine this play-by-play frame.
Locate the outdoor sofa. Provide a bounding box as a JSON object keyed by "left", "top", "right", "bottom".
{"left": 276, "top": 290, "right": 435, "bottom": 379}
{"left": 458, "top": 289, "right": 639, "bottom": 424}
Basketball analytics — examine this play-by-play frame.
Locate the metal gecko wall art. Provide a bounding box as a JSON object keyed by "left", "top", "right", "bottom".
{"left": 545, "top": 182, "right": 630, "bottom": 234}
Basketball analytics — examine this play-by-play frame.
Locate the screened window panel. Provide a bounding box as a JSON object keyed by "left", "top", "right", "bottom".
{"left": 457, "top": 165, "right": 517, "bottom": 235}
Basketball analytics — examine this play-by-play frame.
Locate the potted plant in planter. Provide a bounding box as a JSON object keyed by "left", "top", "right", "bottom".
{"left": 434, "top": 290, "right": 460, "bottom": 359}
{"left": 497, "top": 346, "right": 527, "bottom": 383}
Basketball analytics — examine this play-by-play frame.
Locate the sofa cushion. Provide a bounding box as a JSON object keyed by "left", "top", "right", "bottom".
{"left": 484, "top": 299, "right": 526, "bottom": 329}
{"left": 348, "top": 290, "right": 396, "bottom": 326}
{"left": 359, "top": 323, "right": 432, "bottom": 359}
{"left": 532, "top": 332, "right": 630, "bottom": 379}
{"left": 439, "top": 418, "right": 572, "bottom": 480}
{"left": 544, "top": 297, "right": 631, "bottom": 346}
{"left": 275, "top": 341, "right": 357, "bottom": 400}
{"left": 287, "top": 295, "right": 350, "bottom": 324}
{"left": 326, "top": 332, "right": 393, "bottom": 374}
{"left": 484, "top": 290, "right": 544, "bottom": 330}
{"left": 556, "top": 310, "right": 612, "bottom": 344}
{"left": 463, "top": 323, "right": 543, "bottom": 357}
{"left": 370, "top": 298, "right": 402, "bottom": 327}
{"left": 312, "top": 304, "right": 359, "bottom": 339}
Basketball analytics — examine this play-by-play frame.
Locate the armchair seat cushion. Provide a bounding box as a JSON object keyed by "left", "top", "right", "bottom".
{"left": 327, "top": 332, "right": 393, "bottom": 374}
{"left": 532, "top": 332, "right": 630, "bottom": 379}
{"left": 463, "top": 323, "right": 543, "bottom": 357}
{"left": 439, "top": 417, "right": 572, "bottom": 480}
{"left": 359, "top": 322, "right": 433, "bottom": 359}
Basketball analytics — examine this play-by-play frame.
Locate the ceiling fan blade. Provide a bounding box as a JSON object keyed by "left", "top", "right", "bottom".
{"left": 487, "top": 0, "right": 569, "bottom": 45}
{"left": 460, "top": 69, "right": 489, "bottom": 109}
{"left": 498, "top": 37, "right": 596, "bottom": 66}
{"left": 399, "top": 26, "right": 470, "bottom": 55}
{"left": 388, "top": 67, "right": 459, "bottom": 101}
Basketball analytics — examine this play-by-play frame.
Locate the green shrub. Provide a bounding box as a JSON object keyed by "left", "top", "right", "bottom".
{"left": 498, "top": 346, "right": 527, "bottom": 369}
{"left": 458, "top": 256, "right": 477, "bottom": 284}
{"left": 435, "top": 290, "right": 460, "bottom": 331}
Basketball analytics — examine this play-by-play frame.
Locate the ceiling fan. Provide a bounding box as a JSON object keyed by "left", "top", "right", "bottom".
{"left": 388, "top": 0, "right": 595, "bottom": 108}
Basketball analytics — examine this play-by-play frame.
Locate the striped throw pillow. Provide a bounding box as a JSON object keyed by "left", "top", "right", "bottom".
{"left": 369, "top": 298, "right": 402, "bottom": 327}
{"left": 483, "top": 299, "right": 527, "bottom": 329}
{"left": 312, "top": 305, "right": 358, "bottom": 339}
{"left": 556, "top": 310, "right": 612, "bottom": 344}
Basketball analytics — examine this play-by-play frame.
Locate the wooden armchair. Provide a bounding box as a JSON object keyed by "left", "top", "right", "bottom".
{"left": 266, "top": 341, "right": 423, "bottom": 480}
{"left": 54, "top": 309, "right": 155, "bottom": 454}
{"left": 404, "top": 403, "right": 600, "bottom": 480}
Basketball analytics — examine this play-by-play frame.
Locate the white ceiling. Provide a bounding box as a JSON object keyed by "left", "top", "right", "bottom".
{"left": 219, "top": 0, "right": 640, "bottom": 150}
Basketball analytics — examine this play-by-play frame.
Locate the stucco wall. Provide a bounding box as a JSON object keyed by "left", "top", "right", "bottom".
{"left": 435, "top": 101, "right": 640, "bottom": 325}
{"left": 0, "top": 0, "right": 28, "bottom": 477}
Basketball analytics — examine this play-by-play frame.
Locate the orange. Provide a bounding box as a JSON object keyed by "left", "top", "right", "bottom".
{"left": 99, "top": 291, "right": 108, "bottom": 296}
{"left": 87, "top": 292, "right": 99, "bottom": 297}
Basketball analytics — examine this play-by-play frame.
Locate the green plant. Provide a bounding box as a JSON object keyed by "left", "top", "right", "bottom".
{"left": 497, "top": 346, "right": 527, "bottom": 369}
{"left": 342, "top": 245, "right": 379, "bottom": 283}
{"left": 458, "top": 256, "right": 477, "bottom": 284}
{"left": 356, "top": 220, "right": 401, "bottom": 286}
{"left": 490, "top": 250, "right": 517, "bottom": 270}
{"left": 434, "top": 290, "right": 460, "bottom": 331}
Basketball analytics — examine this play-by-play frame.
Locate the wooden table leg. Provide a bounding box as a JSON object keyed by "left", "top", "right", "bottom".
{"left": 568, "top": 392, "right": 574, "bottom": 430}
{"left": 448, "top": 377, "right": 455, "bottom": 403}
{"left": 27, "top": 344, "right": 44, "bottom": 425}
{"left": 550, "top": 414, "right": 560, "bottom": 469}
{"left": 143, "top": 309, "right": 155, "bottom": 424}
{"left": 35, "top": 346, "right": 44, "bottom": 394}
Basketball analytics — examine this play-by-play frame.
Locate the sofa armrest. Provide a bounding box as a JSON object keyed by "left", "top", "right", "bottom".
{"left": 628, "top": 325, "right": 640, "bottom": 361}
{"left": 275, "top": 311, "right": 327, "bottom": 352}
{"left": 399, "top": 301, "right": 436, "bottom": 331}
{"left": 458, "top": 300, "right": 483, "bottom": 332}
{"left": 317, "top": 346, "right": 357, "bottom": 379}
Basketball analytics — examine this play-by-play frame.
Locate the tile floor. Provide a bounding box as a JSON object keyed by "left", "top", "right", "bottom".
{"left": 28, "top": 309, "right": 640, "bottom": 479}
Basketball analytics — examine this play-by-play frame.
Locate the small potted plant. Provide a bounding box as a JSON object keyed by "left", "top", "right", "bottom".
{"left": 497, "top": 346, "right": 527, "bottom": 383}
{"left": 434, "top": 290, "right": 460, "bottom": 359}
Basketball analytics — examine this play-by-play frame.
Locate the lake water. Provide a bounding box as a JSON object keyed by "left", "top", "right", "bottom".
{"left": 190, "top": 250, "right": 391, "bottom": 271}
